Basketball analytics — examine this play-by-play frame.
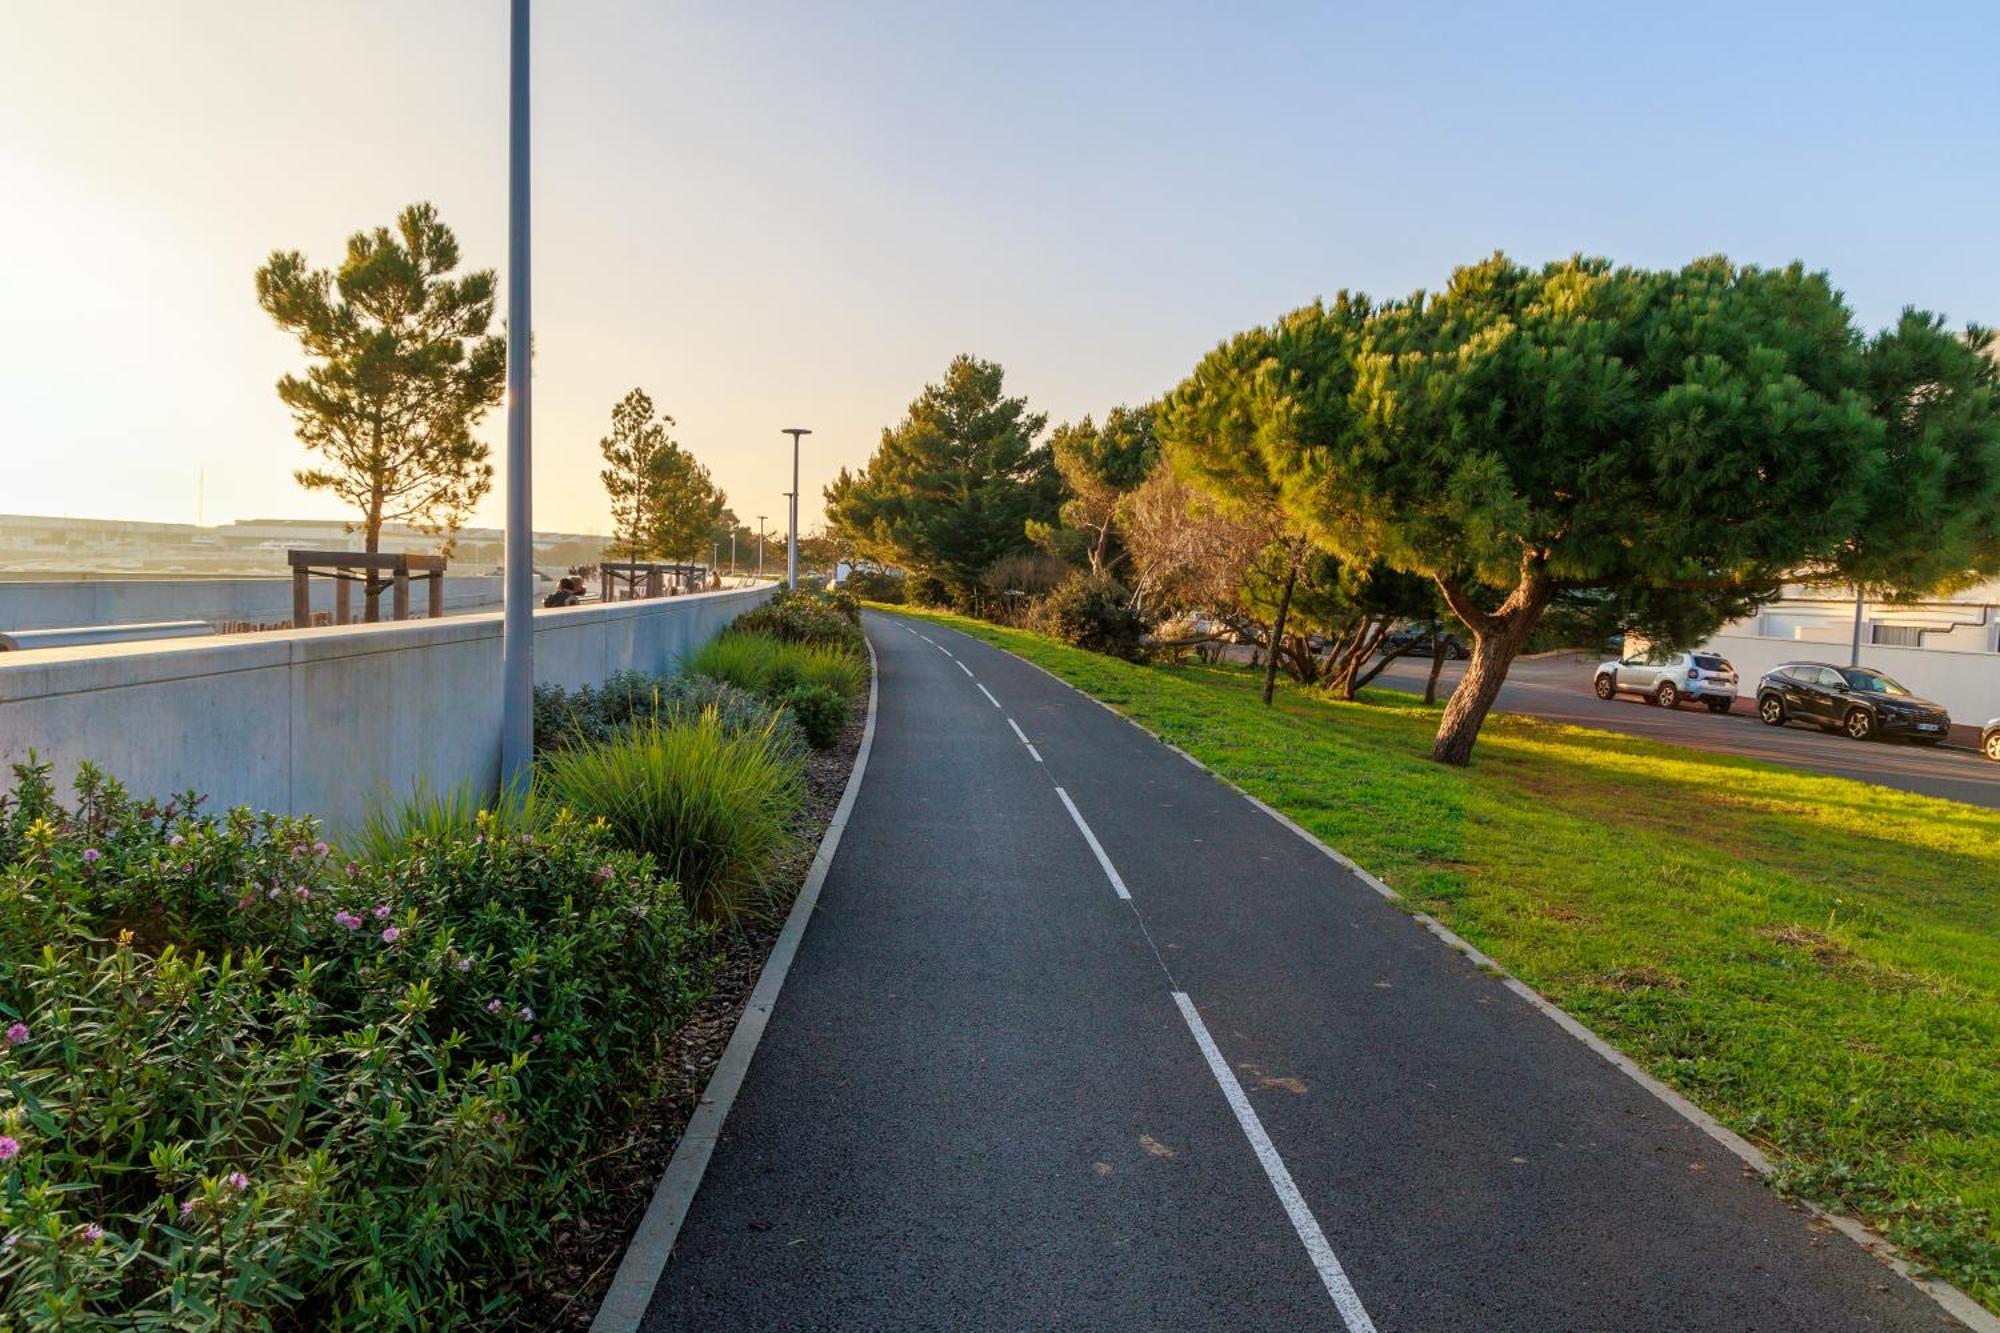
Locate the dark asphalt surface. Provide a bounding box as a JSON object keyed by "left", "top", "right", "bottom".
{"left": 642, "top": 613, "right": 1957, "bottom": 1332}
{"left": 1368, "top": 653, "right": 2000, "bottom": 809}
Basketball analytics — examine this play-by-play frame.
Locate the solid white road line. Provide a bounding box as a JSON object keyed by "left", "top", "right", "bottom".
{"left": 976, "top": 684, "right": 1002, "bottom": 709}
{"left": 957, "top": 660, "right": 974, "bottom": 678}
{"left": 1025, "top": 744, "right": 1043, "bottom": 763}
{"left": 1053, "top": 787, "right": 1130, "bottom": 900}
{"left": 1006, "top": 717, "right": 1030, "bottom": 744}
{"left": 1172, "top": 991, "right": 1379, "bottom": 1333}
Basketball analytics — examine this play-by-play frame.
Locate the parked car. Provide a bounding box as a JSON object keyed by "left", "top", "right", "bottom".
{"left": 1755, "top": 662, "right": 1951, "bottom": 743}
{"left": 1383, "top": 624, "right": 1469, "bottom": 659}
{"left": 1593, "top": 648, "right": 1738, "bottom": 712}
{"left": 1983, "top": 718, "right": 2000, "bottom": 763}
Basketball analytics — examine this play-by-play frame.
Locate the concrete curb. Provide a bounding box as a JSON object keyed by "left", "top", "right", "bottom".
{"left": 589, "top": 631, "right": 882, "bottom": 1332}
{"left": 905, "top": 612, "right": 1999, "bottom": 1333}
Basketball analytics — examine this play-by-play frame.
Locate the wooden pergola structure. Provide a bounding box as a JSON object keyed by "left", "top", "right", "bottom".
{"left": 288, "top": 550, "right": 446, "bottom": 626}
{"left": 599, "top": 561, "right": 708, "bottom": 602}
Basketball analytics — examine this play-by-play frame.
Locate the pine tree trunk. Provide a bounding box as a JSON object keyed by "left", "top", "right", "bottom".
{"left": 1423, "top": 634, "right": 1448, "bottom": 705}
{"left": 1260, "top": 552, "right": 1299, "bottom": 707}
{"left": 363, "top": 497, "right": 385, "bottom": 623}
{"left": 1430, "top": 580, "right": 1552, "bottom": 765}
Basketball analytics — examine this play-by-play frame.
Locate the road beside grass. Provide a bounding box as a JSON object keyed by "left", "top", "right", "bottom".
{"left": 883, "top": 604, "right": 2000, "bottom": 1315}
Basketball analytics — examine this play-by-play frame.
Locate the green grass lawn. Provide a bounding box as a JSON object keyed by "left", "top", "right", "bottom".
{"left": 877, "top": 604, "right": 2000, "bottom": 1310}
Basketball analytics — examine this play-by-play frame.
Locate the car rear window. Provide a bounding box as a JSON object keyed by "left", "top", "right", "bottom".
{"left": 1693, "top": 655, "right": 1729, "bottom": 671}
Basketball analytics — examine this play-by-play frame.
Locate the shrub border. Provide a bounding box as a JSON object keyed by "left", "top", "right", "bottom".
{"left": 588, "top": 633, "right": 881, "bottom": 1332}
{"left": 896, "top": 611, "right": 2000, "bottom": 1333}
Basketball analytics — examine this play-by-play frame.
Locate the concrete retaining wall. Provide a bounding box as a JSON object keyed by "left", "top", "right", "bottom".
{"left": 0, "top": 575, "right": 510, "bottom": 632}
{"left": 0, "top": 584, "right": 774, "bottom": 833}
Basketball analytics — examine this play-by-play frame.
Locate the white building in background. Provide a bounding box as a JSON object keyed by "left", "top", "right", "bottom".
{"left": 1699, "top": 581, "right": 1999, "bottom": 723}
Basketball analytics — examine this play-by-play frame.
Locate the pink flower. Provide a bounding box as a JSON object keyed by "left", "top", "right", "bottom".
{"left": 380, "top": 926, "right": 401, "bottom": 944}
{"left": 593, "top": 865, "right": 614, "bottom": 883}
{"left": 83, "top": 1223, "right": 104, "bottom": 1242}
{"left": 530, "top": 1033, "right": 543, "bottom": 1046}
{"left": 372, "top": 904, "right": 391, "bottom": 920}
{"left": 179, "top": 1199, "right": 196, "bottom": 1218}
{"left": 455, "top": 958, "right": 472, "bottom": 973}
{"left": 0, "top": 1136, "right": 19, "bottom": 1161}
{"left": 2, "top": 1233, "right": 15, "bottom": 1251}
{"left": 293, "top": 885, "right": 310, "bottom": 900}
{"left": 238, "top": 893, "right": 255, "bottom": 909}
{"left": 312, "top": 841, "right": 329, "bottom": 857}
{"left": 486, "top": 999, "right": 503, "bottom": 1014}
{"left": 225, "top": 1171, "right": 249, "bottom": 1193}
{"left": 345, "top": 861, "right": 358, "bottom": 879}
{"left": 169, "top": 834, "right": 185, "bottom": 848}
{"left": 517, "top": 1005, "right": 534, "bottom": 1022}
{"left": 81, "top": 848, "right": 101, "bottom": 865}
{"left": 4, "top": 1022, "right": 27, "bottom": 1045}
{"left": 332, "top": 910, "right": 362, "bottom": 931}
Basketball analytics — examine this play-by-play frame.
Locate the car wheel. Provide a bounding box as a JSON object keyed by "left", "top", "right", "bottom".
{"left": 1986, "top": 732, "right": 2000, "bottom": 762}
{"left": 1758, "top": 695, "right": 1786, "bottom": 726}
{"left": 1844, "top": 709, "right": 1875, "bottom": 742}
{"left": 1657, "top": 682, "right": 1679, "bottom": 709}
{"left": 1705, "top": 697, "right": 1732, "bottom": 714}
{"left": 1593, "top": 674, "right": 1615, "bottom": 700}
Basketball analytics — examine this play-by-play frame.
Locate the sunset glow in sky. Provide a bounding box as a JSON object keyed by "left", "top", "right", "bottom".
{"left": 4, "top": 1, "right": 1997, "bottom": 535}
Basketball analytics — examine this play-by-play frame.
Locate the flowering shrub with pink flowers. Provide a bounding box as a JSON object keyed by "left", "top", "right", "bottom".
{"left": 0, "top": 758, "right": 711, "bottom": 1327}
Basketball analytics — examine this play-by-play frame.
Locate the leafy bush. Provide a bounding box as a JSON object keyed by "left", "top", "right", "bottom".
{"left": 843, "top": 567, "right": 904, "bottom": 603}
{"left": 535, "top": 711, "right": 805, "bottom": 926}
{"left": 778, "top": 683, "right": 849, "bottom": 749}
{"left": 533, "top": 669, "right": 803, "bottom": 758}
{"left": 730, "top": 589, "right": 864, "bottom": 654}
{"left": 1031, "top": 574, "right": 1151, "bottom": 660}
{"left": 907, "top": 574, "right": 951, "bottom": 608}
{"left": 0, "top": 758, "right": 709, "bottom": 1326}
{"left": 687, "top": 633, "right": 866, "bottom": 705}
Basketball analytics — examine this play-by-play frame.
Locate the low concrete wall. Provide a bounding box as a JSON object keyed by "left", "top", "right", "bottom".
{"left": 0, "top": 584, "right": 774, "bottom": 833}
{"left": 0, "top": 575, "right": 509, "bottom": 632}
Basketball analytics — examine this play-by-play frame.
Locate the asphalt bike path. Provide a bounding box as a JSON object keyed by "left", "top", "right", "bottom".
{"left": 643, "top": 611, "right": 1953, "bottom": 1331}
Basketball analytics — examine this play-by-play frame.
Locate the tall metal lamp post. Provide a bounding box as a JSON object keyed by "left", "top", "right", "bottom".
{"left": 782, "top": 428, "right": 811, "bottom": 590}
{"left": 781, "top": 492, "right": 794, "bottom": 587}
{"left": 498, "top": 0, "right": 534, "bottom": 793}
{"left": 756, "top": 515, "right": 766, "bottom": 577}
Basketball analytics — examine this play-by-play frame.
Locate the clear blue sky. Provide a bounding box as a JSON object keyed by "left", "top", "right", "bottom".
{"left": 3, "top": 1, "right": 1995, "bottom": 534}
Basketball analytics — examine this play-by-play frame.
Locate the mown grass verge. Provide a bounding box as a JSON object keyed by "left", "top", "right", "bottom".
{"left": 876, "top": 603, "right": 2000, "bottom": 1311}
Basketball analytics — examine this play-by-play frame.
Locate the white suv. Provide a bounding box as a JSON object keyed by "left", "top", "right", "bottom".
{"left": 1593, "top": 649, "right": 1739, "bottom": 713}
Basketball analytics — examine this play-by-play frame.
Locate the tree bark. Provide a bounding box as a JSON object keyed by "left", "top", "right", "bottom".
{"left": 1423, "top": 633, "right": 1448, "bottom": 705}
{"left": 363, "top": 489, "right": 386, "bottom": 623}
{"left": 1260, "top": 547, "right": 1300, "bottom": 706}
{"left": 1429, "top": 570, "right": 1554, "bottom": 765}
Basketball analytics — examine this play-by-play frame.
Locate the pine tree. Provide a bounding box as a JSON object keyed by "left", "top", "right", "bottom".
{"left": 598, "top": 388, "right": 674, "bottom": 563}
{"left": 255, "top": 203, "right": 505, "bottom": 611}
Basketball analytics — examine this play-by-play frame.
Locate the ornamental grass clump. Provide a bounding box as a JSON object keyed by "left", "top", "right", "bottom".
{"left": 534, "top": 709, "right": 806, "bottom": 927}
{"left": 0, "top": 757, "right": 710, "bottom": 1327}
{"left": 684, "top": 632, "right": 866, "bottom": 744}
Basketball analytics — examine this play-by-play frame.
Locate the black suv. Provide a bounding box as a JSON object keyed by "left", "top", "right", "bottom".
{"left": 1755, "top": 662, "right": 1951, "bottom": 743}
